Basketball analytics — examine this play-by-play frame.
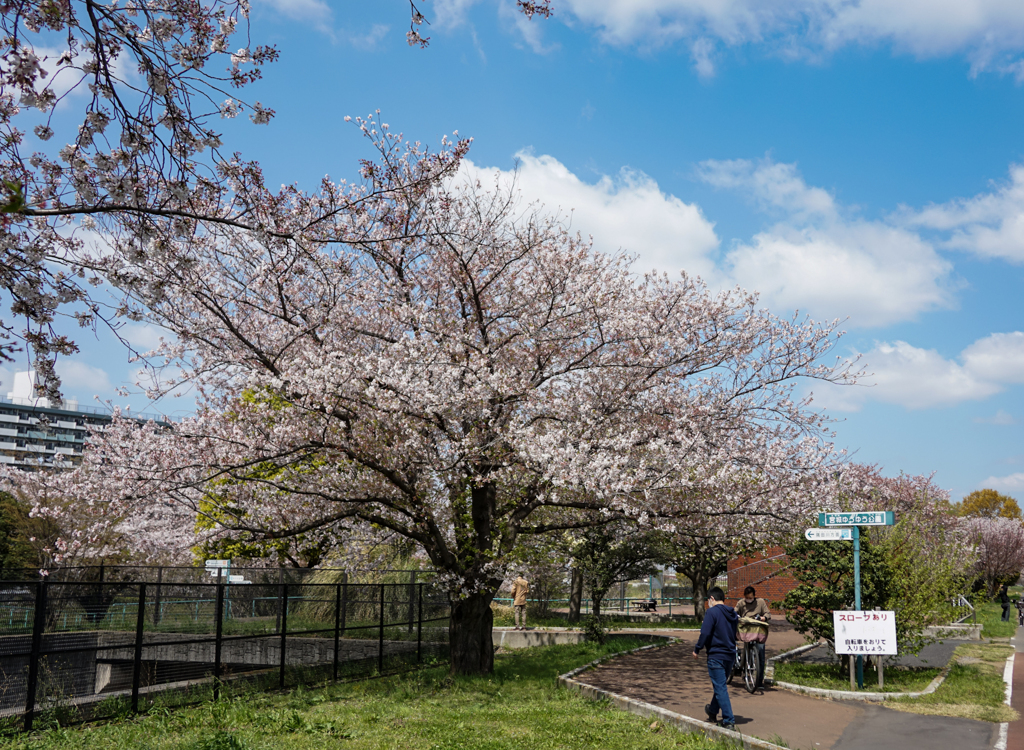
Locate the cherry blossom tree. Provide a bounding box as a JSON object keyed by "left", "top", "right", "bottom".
{"left": 967, "top": 516, "right": 1024, "bottom": 596}
{"left": 0, "top": 0, "right": 547, "bottom": 399}
{"left": 2, "top": 128, "right": 857, "bottom": 673}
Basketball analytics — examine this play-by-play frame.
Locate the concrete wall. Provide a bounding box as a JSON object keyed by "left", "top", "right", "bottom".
{"left": 0, "top": 632, "right": 102, "bottom": 711}
{"left": 0, "top": 629, "right": 421, "bottom": 711}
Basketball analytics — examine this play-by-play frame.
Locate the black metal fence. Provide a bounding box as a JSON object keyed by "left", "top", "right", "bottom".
{"left": 0, "top": 575, "right": 450, "bottom": 732}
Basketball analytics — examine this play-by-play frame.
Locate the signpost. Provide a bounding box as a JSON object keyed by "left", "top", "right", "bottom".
{"left": 833, "top": 611, "right": 897, "bottom": 655}
{"left": 807, "top": 511, "right": 895, "bottom": 690}
{"left": 818, "top": 511, "right": 894, "bottom": 527}
{"left": 804, "top": 528, "right": 853, "bottom": 541}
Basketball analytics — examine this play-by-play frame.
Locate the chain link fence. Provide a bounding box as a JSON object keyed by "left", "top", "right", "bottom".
{"left": 0, "top": 572, "right": 449, "bottom": 732}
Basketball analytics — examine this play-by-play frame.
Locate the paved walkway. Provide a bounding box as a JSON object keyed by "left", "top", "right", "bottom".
{"left": 582, "top": 628, "right": 1002, "bottom": 750}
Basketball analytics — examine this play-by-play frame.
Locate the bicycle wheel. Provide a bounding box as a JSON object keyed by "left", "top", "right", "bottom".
{"left": 743, "top": 644, "right": 758, "bottom": 693}
{"left": 728, "top": 648, "right": 741, "bottom": 684}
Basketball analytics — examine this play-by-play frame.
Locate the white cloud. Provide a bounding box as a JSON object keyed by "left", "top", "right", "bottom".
{"left": 554, "top": 0, "right": 1024, "bottom": 77}
{"left": 812, "top": 332, "right": 1024, "bottom": 411}
{"left": 700, "top": 157, "right": 955, "bottom": 327}
{"left": 974, "top": 409, "right": 1017, "bottom": 425}
{"left": 349, "top": 24, "right": 390, "bottom": 50}
{"left": 461, "top": 153, "right": 955, "bottom": 328}
{"left": 727, "top": 224, "right": 954, "bottom": 328}
{"left": 961, "top": 332, "right": 1024, "bottom": 384}
{"left": 690, "top": 38, "right": 717, "bottom": 78}
{"left": 55, "top": 360, "right": 113, "bottom": 401}
{"left": 498, "top": 0, "right": 557, "bottom": 53}
{"left": 460, "top": 152, "right": 722, "bottom": 281}
{"left": 979, "top": 472, "right": 1024, "bottom": 494}
{"left": 118, "top": 322, "right": 175, "bottom": 356}
{"left": 697, "top": 158, "right": 836, "bottom": 219}
{"left": 258, "top": 0, "right": 334, "bottom": 34}
{"left": 904, "top": 164, "right": 1024, "bottom": 263}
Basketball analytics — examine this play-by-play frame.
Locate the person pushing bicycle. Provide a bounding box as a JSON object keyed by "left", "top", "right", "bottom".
{"left": 734, "top": 586, "right": 771, "bottom": 689}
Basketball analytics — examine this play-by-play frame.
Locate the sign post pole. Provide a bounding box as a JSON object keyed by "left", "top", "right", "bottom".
{"left": 817, "top": 511, "right": 895, "bottom": 692}
{"left": 852, "top": 526, "right": 863, "bottom": 689}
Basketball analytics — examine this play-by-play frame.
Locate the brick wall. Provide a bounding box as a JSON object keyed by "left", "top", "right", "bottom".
{"left": 726, "top": 546, "right": 799, "bottom": 609}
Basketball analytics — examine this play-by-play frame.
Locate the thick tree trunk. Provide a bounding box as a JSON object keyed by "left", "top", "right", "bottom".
{"left": 449, "top": 590, "right": 495, "bottom": 675}
{"left": 567, "top": 567, "right": 583, "bottom": 623}
{"left": 693, "top": 577, "right": 709, "bottom": 622}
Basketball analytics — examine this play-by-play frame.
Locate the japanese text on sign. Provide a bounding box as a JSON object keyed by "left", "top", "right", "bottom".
{"left": 833, "top": 610, "right": 897, "bottom": 655}
{"left": 819, "top": 511, "right": 894, "bottom": 527}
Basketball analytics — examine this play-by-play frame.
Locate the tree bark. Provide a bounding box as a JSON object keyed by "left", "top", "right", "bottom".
{"left": 692, "top": 576, "right": 709, "bottom": 622}
{"left": 567, "top": 567, "right": 583, "bottom": 624}
{"left": 449, "top": 590, "right": 495, "bottom": 675}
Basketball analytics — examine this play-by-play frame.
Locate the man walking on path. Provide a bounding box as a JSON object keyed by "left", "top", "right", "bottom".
{"left": 692, "top": 586, "right": 739, "bottom": 730}
{"left": 511, "top": 573, "right": 530, "bottom": 630}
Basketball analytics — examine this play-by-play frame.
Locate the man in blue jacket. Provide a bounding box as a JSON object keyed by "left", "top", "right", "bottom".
{"left": 692, "top": 587, "right": 738, "bottom": 730}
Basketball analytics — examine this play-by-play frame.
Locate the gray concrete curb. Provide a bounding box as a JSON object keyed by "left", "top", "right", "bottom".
{"left": 558, "top": 638, "right": 789, "bottom": 750}
{"left": 766, "top": 641, "right": 953, "bottom": 702}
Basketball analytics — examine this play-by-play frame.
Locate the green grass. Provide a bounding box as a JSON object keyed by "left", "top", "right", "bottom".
{"left": 4, "top": 638, "right": 733, "bottom": 750}
{"left": 773, "top": 662, "right": 940, "bottom": 693}
{"left": 884, "top": 643, "right": 1016, "bottom": 723}
{"left": 976, "top": 602, "right": 1018, "bottom": 639}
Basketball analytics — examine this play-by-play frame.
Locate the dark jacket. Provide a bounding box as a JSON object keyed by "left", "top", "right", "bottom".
{"left": 693, "top": 604, "right": 739, "bottom": 663}
{"left": 999, "top": 588, "right": 1011, "bottom": 606}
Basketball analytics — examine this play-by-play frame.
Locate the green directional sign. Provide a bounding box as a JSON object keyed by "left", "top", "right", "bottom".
{"left": 818, "top": 511, "right": 894, "bottom": 527}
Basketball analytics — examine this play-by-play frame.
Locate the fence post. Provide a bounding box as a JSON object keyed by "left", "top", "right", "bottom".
{"left": 279, "top": 583, "right": 288, "bottom": 689}
{"left": 214, "top": 580, "right": 225, "bottom": 701}
{"left": 153, "top": 566, "right": 163, "bottom": 626}
{"left": 333, "top": 584, "right": 341, "bottom": 682}
{"left": 417, "top": 582, "right": 423, "bottom": 664}
{"left": 131, "top": 583, "right": 147, "bottom": 713}
{"left": 340, "top": 573, "right": 348, "bottom": 634}
{"left": 275, "top": 566, "right": 284, "bottom": 633}
{"left": 407, "top": 571, "right": 416, "bottom": 633}
{"left": 378, "top": 584, "right": 385, "bottom": 674}
{"left": 23, "top": 580, "right": 47, "bottom": 732}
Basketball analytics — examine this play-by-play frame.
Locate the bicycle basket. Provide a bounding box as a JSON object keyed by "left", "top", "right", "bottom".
{"left": 737, "top": 617, "right": 769, "bottom": 643}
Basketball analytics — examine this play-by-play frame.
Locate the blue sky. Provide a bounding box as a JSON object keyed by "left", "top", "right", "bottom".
{"left": 15, "top": 0, "right": 1024, "bottom": 504}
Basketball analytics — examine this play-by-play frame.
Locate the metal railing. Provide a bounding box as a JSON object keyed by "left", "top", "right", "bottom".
{"left": 492, "top": 596, "right": 693, "bottom": 616}
{"left": 0, "top": 577, "right": 450, "bottom": 732}
{"left": 952, "top": 594, "right": 976, "bottom": 625}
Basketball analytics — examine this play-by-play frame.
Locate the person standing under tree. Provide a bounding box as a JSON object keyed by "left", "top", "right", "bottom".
{"left": 692, "top": 587, "right": 739, "bottom": 730}
{"left": 511, "top": 573, "right": 530, "bottom": 630}
{"left": 999, "top": 584, "right": 1011, "bottom": 622}
{"left": 735, "top": 585, "right": 771, "bottom": 689}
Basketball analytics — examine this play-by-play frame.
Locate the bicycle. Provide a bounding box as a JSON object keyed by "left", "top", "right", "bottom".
{"left": 730, "top": 616, "right": 769, "bottom": 693}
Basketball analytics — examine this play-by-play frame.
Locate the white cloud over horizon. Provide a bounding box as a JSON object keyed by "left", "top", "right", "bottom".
{"left": 979, "top": 472, "right": 1024, "bottom": 496}
{"left": 811, "top": 331, "right": 1024, "bottom": 411}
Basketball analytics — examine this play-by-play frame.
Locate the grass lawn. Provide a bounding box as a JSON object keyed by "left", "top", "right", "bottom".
{"left": 884, "top": 643, "right": 1016, "bottom": 723}
{"left": 772, "top": 661, "right": 940, "bottom": 693}
{"left": 976, "top": 602, "right": 1018, "bottom": 639}
{"left": 5, "top": 638, "right": 731, "bottom": 750}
